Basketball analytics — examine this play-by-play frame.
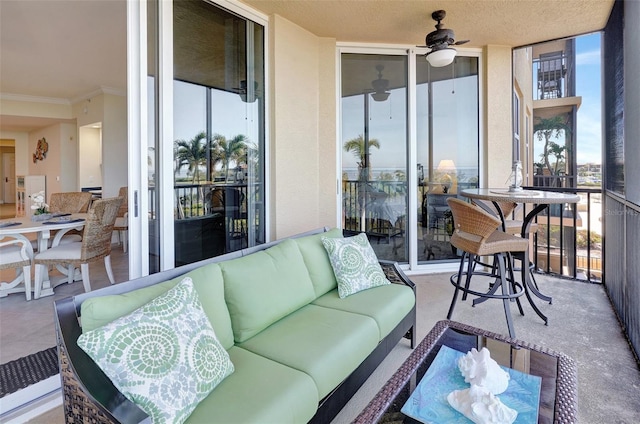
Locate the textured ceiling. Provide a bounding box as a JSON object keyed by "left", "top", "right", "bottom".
{"left": 241, "top": 0, "right": 614, "bottom": 48}
{"left": 0, "top": 0, "right": 613, "bottom": 132}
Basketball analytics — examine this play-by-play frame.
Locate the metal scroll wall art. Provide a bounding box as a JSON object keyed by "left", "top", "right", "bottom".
{"left": 33, "top": 137, "right": 49, "bottom": 163}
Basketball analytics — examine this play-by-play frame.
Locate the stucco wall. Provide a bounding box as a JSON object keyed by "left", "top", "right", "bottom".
{"left": 270, "top": 15, "right": 337, "bottom": 239}
{"left": 483, "top": 45, "right": 514, "bottom": 188}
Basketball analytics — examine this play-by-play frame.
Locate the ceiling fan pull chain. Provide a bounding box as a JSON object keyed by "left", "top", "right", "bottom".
{"left": 452, "top": 59, "right": 456, "bottom": 94}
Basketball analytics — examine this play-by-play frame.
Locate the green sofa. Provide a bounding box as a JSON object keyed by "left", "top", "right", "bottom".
{"left": 54, "top": 227, "right": 416, "bottom": 423}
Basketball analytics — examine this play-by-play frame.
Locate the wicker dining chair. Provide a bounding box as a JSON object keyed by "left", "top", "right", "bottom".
{"left": 47, "top": 191, "right": 94, "bottom": 245}
{"left": 113, "top": 187, "right": 128, "bottom": 252}
{"left": 446, "top": 197, "right": 528, "bottom": 338}
{"left": 0, "top": 235, "right": 34, "bottom": 301}
{"left": 49, "top": 192, "right": 92, "bottom": 214}
{"left": 33, "top": 197, "right": 123, "bottom": 297}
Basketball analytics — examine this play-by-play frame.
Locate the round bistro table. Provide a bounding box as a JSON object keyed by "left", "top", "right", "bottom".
{"left": 460, "top": 188, "right": 581, "bottom": 324}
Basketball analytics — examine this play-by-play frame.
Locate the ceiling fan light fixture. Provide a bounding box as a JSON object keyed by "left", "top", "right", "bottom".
{"left": 426, "top": 48, "right": 457, "bottom": 67}
{"left": 371, "top": 91, "right": 390, "bottom": 102}
{"left": 370, "top": 64, "right": 390, "bottom": 102}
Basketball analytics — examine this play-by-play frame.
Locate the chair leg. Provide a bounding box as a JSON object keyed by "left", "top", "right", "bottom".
{"left": 497, "top": 253, "right": 516, "bottom": 339}
{"left": 104, "top": 255, "right": 116, "bottom": 285}
{"left": 506, "top": 252, "right": 525, "bottom": 316}
{"left": 122, "top": 230, "right": 128, "bottom": 253}
{"left": 447, "top": 252, "right": 467, "bottom": 319}
{"left": 34, "top": 264, "right": 45, "bottom": 299}
{"left": 80, "top": 263, "right": 91, "bottom": 293}
{"left": 461, "top": 254, "right": 475, "bottom": 301}
{"left": 23, "top": 265, "right": 32, "bottom": 301}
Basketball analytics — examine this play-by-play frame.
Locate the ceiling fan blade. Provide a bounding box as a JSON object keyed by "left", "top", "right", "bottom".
{"left": 416, "top": 45, "right": 429, "bottom": 48}
{"left": 454, "top": 40, "right": 470, "bottom": 45}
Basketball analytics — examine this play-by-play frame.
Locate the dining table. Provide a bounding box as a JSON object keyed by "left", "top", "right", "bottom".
{"left": 0, "top": 214, "right": 87, "bottom": 299}
{"left": 460, "top": 188, "right": 581, "bottom": 324}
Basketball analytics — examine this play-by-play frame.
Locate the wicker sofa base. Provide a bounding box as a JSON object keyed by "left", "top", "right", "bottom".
{"left": 54, "top": 229, "right": 417, "bottom": 424}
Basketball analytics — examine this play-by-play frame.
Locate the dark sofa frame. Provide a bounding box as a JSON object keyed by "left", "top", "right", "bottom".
{"left": 54, "top": 228, "right": 417, "bottom": 424}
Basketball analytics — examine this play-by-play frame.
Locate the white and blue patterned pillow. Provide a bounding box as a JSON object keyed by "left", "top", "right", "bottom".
{"left": 77, "top": 277, "right": 234, "bottom": 424}
{"left": 321, "top": 233, "right": 390, "bottom": 298}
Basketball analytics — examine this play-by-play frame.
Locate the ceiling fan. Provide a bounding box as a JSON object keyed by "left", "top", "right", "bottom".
{"left": 419, "top": 10, "right": 469, "bottom": 67}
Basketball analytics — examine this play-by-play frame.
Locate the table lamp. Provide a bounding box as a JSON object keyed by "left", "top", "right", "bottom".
{"left": 437, "top": 159, "right": 457, "bottom": 193}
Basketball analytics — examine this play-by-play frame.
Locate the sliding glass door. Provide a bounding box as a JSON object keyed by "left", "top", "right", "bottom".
{"left": 145, "top": 0, "right": 266, "bottom": 273}
{"left": 416, "top": 57, "right": 479, "bottom": 264}
{"left": 340, "top": 50, "right": 479, "bottom": 268}
{"left": 341, "top": 53, "right": 409, "bottom": 262}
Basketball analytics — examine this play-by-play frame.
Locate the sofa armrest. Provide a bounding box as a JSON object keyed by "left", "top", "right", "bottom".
{"left": 379, "top": 260, "right": 416, "bottom": 291}
{"left": 55, "top": 297, "right": 149, "bottom": 424}
{"left": 379, "top": 260, "right": 417, "bottom": 348}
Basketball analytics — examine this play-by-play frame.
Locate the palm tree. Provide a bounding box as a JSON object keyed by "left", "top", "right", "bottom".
{"left": 212, "top": 134, "right": 248, "bottom": 181}
{"left": 175, "top": 131, "right": 208, "bottom": 183}
{"left": 343, "top": 134, "right": 380, "bottom": 180}
{"left": 534, "top": 116, "right": 571, "bottom": 176}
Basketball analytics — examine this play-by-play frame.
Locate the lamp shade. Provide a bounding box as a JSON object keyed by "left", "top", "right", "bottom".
{"left": 426, "top": 48, "right": 456, "bottom": 67}
{"left": 437, "top": 159, "right": 456, "bottom": 172}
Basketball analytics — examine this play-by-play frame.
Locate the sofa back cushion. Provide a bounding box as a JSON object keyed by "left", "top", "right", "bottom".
{"left": 80, "top": 263, "right": 235, "bottom": 350}
{"left": 293, "top": 227, "right": 343, "bottom": 297}
{"left": 221, "top": 239, "right": 316, "bottom": 343}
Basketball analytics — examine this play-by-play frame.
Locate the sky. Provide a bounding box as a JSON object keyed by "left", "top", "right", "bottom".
{"left": 574, "top": 32, "right": 602, "bottom": 165}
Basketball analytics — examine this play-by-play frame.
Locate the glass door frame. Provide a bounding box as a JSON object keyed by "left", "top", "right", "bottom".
{"left": 127, "top": 0, "right": 269, "bottom": 279}
{"left": 337, "top": 44, "right": 484, "bottom": 274}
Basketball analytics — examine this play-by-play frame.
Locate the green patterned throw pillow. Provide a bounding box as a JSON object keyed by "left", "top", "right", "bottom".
{"left": 321, "top": 233, "right": 390, "bottom": 298}
{"left": 77, "top": 277, "right": 234, "bottom": 424}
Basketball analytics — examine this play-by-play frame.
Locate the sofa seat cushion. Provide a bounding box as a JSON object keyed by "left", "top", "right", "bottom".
{"left": 312, "top": 284, "right": 415, "bottom": 341}
{"left": 186, "top": 346, "right": 318, "bottom": 424}
{"left": 80, "top": 262, "right": 235, "bottom": 350}
{"left": 237, "top": 304, "right": 379, "bottom": 399}
{"left": 220, "top": 239, "right": 317, "bottom": 343}
{"left": 293, "top": 227, "right": 343, "bottom": 297}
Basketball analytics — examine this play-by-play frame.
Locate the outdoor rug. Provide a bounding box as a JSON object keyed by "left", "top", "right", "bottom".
{"left": 0, "top": 347, "right": 58, "bottom": 397}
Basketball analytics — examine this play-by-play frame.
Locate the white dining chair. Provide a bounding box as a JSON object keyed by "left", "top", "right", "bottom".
{"left": 0, "top": 235, "right": 34, "bottom": 301}
{"left": 33, "top": 197, "right": 122, "bottom": 296}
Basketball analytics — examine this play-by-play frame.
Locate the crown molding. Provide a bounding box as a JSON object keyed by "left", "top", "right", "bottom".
{"left": 70, "top": 86, "right": 126, "bottom": 104}
{"left": 0, "top": 92, "right": 70, "bottom": 105}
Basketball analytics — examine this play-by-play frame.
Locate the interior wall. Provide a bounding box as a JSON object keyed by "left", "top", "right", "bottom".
{"left": 270, "top": 14, "right": 337, "bottom": 239}
{"left": 59, "top": 122, "right": 78, "bottom": 192}
{"left": 72, "top": 93, "right": 128, "bottom": 198}
{"left": 28, "top": 124, "right": 63, "bottom": 197}
{"left": 101, "top": 94, "right": 128, "bottom": 198}
{"left": 483, "top": 45, "right": 514, "bottom": 187}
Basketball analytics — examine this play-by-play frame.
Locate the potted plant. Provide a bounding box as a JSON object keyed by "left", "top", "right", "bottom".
{"left": 30, "top": 190, "right": 51, "bottom": 221}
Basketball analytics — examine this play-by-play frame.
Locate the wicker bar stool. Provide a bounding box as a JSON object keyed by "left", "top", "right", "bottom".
{"left": 446, "top": 198, "right": 529, "bottom": 338}
{"left": 472, "top": 198, "right": 543, "bottom": 294}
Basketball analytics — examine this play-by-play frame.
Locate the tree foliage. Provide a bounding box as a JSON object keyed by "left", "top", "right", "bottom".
{"left": 343, "top": 134, "right": 381, "bottom": 180}
{"left": 174, "top": 131, "right": 248, "bottom": 183}
{"left": 533, "top": 116, "right": 571, "bottom": 176}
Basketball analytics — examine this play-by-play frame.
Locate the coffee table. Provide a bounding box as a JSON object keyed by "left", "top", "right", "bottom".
{"left": 353, "top": 320, "right": 577, "bottom": 424}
